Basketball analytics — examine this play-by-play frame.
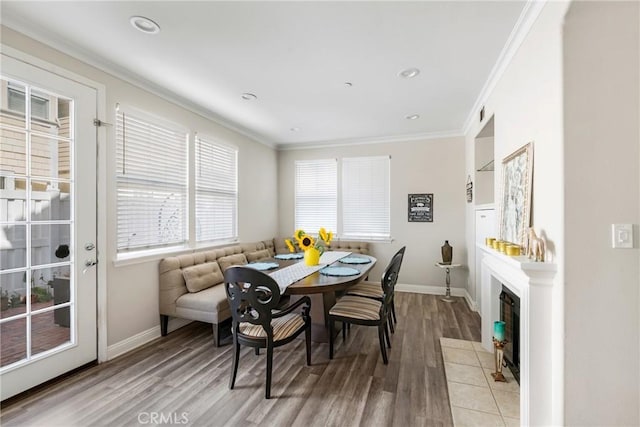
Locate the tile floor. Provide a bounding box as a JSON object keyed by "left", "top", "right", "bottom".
{"left": 441, "top": 337, "right": 520, "bottom": 427}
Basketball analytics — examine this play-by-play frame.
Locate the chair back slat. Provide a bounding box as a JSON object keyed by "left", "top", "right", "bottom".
{"left": 224, "top": 266, "right": 281, "bottom": 332}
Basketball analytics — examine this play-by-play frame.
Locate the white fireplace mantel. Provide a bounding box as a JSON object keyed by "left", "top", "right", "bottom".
{"left": 478, "top": 245, "right": 557, "bottom": 426}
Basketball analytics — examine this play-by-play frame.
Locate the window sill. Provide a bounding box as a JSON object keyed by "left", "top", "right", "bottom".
{"left": 113, "top": 240, "right": 238, "bottom": 267}
{"left": 339, "top": 236, "right": 394, "bottom": 244}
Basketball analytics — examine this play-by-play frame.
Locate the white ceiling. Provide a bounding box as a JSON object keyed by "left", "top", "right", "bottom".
{"left": 1, "top": 1, "right": 526, "bottom": 148}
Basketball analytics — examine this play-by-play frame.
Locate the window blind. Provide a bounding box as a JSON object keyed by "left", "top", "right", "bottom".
{"left": 195, "top": 136, "right": 237, "bottom": 242}
{"left": 342, "top": 156, "right": 390, "bottom": 239}
{"left": 294, "top": 159, "right": 337, "bottom": 232}
{"left": 115, "top": 109, "right": 188, "bottom": 252}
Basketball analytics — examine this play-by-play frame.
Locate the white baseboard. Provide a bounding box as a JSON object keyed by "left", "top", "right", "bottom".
{"left": 107, "top": 326, "right": 161, "bottom": 360}
{"left": 396, "top": 283, "right": 465, "bottom": 296}
{"left": 106, "top": 317, "right": 195, "bottom": 361}
{"left": 463, "top": 291, "right": 478, "bottom": 312}
{"left": 396, "top": 283, "right": 478, "bottom": 311}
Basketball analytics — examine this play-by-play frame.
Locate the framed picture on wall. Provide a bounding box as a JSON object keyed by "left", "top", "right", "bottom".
{"left": 408, "top": 193, "right": 433, "bottom": 222}
{"left": 499, "top": 142, "right": 533, "bottom": 246}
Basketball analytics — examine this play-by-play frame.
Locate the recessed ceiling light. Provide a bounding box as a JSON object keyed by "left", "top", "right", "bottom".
{"left": 399, "top": 68, "right": 420, "bottom": 79}
{"left": 406, "top": 114, "right": 420, "bottom": 120}
{"left": 130, "top": 16, "right": 160, "bottom": 34}
{"left": 241, "top": 93, "right": 257, "bottom": 101}
{"left": 290, "top": 127, "right": 300, "bottom": 132}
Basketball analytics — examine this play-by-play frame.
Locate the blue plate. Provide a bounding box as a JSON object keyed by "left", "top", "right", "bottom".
{"left": 247, "top": 262, "right": 279, "bottom": 271}
{"left": 319, "top": 266, "right": 360, "bottom": 277}
{"left": 339, "top": 256, "right": 371, "bottom": 265}
{"left": 274, "top": 253, "right": 304, "bottom": 260}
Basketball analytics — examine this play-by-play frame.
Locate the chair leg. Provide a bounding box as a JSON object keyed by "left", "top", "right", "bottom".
{"left": 160, "top": 315, "right": 169, "bottom": 336}
{"left": 378, "top": 325, "right": 388, "bottom": 364}
{"left": 329, "top": 318, "right": 335, "bottom": 360}
{"left": 229, "top": 336, "right": 240, "bottom": 390}
{"left": 342, "top": 321, "right": 347, "bottom": 341}
{"left": 255, "top": 348, "right": 260, "bottom": 356}
{"left": 305, "top": 324, "right": 311, "bottom": 366}
{"left": 265, "top": 345, "right": 273, "bottom": 399}
{"left": 391, "top": 299, "right": 397, "bottom": 324}
{"left": 388, "top": 311, "right": 395, "bottom": 333}
{"left": 384, "top": 321, "right": 391, "bottom": 348}
{"left": 212, "top": 323, "right": 221, "bottom": 347}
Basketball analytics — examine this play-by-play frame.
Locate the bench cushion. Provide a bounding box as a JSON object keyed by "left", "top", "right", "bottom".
{"left": 182, "top": 262, "right": 223, "bottom": 293}
{"left": 176, "top": 285, "right": 230, "bottom": 324}
{"left": 218, "top": 253, "right": 248, "bottom": 272}
{"left": 246, "top": 249, "right": 271, "bottom": 263}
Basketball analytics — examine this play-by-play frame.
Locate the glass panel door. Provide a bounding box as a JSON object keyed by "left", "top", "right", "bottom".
{"left": 1, "top": 77, "right": 74, "bottom": 367}
{"left": 0, "top": 54, "right": 97, "bottom": 400}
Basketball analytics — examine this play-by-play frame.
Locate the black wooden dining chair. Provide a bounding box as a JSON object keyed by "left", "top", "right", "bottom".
{"left": 224, "top": 266, "right": 311, "bottom": 399}
{"left": 328, "top": 249, "right": 404, "bottom": 364}
{"left": 345, "top": 246, "right": 406, "bottom": 332}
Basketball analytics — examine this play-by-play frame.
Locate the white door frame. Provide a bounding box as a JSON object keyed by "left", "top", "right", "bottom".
{"left": 2, "top": 45, "right": 108, "bottom": 363}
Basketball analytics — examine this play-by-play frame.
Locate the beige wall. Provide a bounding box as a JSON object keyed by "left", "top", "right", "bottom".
{"left": 278, "top": 137, "right": 467, "bottom": 289}
{"left": 563, "top": 1, "right": 639, "bottom": 425}
{"left": 1, "top": 27, "right": 279, "bottom": 346}
{"left": 464, "top": 2, "right": 569, "bottom": 423}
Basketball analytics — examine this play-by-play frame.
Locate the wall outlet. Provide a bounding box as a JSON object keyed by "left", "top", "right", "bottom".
{"left": 611, "top": 224, "right": 633, "bottom": 249}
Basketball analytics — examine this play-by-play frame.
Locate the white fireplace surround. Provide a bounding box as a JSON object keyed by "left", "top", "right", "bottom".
{"left": 479, "top": 245, "right": 558, "bottom": 426}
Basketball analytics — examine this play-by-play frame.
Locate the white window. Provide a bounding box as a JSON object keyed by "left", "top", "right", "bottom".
{"left": 295, "top": 159, "right": 337, "bottom": 232}
{"left": 115, "top": 107, "right": 188, "bottom": 252}
{"left": 342, "top": 156, "right": 390, "bottom": 240}
{"left": 7, "top": 82, "right": 50, "bottom": 120}
{"left": 195, "top": 135, "right": 237, "bottom": 243}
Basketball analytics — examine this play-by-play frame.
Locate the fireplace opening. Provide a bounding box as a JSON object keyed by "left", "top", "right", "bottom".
{"left": 500, "top": 286, "right": 520, "bottom": 383}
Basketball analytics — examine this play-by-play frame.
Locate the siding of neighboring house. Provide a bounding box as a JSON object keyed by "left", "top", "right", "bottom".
{"left": 1, "top": 87, "right": 72, "bottom": 296}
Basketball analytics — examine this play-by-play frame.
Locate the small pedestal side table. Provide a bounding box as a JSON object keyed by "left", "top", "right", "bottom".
{"left": 435, "top": 262, "right": 462, "bottom": 303}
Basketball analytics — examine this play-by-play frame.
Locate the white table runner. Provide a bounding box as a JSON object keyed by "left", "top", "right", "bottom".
{"left": 269, "top": 251, "right": 352, "bottom": 293}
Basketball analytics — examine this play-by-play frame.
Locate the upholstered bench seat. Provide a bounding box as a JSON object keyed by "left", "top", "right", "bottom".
{"left": 175, "top": 285, "right": 230, "bottom": 324}
{"left": 159, "top": 237, "right": 370, "bottom": 346}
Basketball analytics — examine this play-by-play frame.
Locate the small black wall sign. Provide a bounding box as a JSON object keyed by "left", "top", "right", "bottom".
{"left": 408, "top": 193, "right": 433, "bottom": 222}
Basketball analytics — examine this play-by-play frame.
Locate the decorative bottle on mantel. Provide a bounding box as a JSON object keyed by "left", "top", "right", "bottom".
{"left": 441, "top": 240, "right": 453, "bottom": 265}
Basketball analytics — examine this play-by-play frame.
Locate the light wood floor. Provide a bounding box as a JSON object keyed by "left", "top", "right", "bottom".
{"left": 0, "top": 292, "right": 480, "bottom": 427}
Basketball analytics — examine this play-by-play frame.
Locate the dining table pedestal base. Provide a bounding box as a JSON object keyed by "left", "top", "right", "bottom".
{"left": 292, "top": 293, "right": 340, "bottom": 343}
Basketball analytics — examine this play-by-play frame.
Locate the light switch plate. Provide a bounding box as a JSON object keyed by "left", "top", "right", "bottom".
{"left": 612, "top": 224, "right": 633, "bottom": 248}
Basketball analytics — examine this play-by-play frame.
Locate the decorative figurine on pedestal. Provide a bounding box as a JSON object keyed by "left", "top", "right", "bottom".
{"left": 441, "top": 240, "right": 452, "bottom": 265}
{"left": 492, "top": 338, "right": 507, "bottom": 382}
{"left": 492, "top": 320, "right": 507, "bottom": 382}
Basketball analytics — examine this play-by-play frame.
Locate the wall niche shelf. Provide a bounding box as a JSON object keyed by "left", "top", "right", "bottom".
{"left": 476, "top": 160, "right": 494, "bottom": 172}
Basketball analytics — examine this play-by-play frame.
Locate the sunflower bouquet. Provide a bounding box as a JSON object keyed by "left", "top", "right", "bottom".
{"left": 285, "top": 228, "right": 333, "bottom": 255}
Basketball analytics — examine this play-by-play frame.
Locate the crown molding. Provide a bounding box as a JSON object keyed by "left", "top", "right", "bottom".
{"left": 276, "top": 129, "right": 464, "bottom": 151}
{"left": 462, "top": 0, "right": 547, "bottom": 136}
{"left": 0, "top": 21, "right": 276, "bottom": 150}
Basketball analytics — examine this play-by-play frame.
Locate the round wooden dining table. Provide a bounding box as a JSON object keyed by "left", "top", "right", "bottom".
{"left": 273, "top": 254, "right": 378, "bottom": 342}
